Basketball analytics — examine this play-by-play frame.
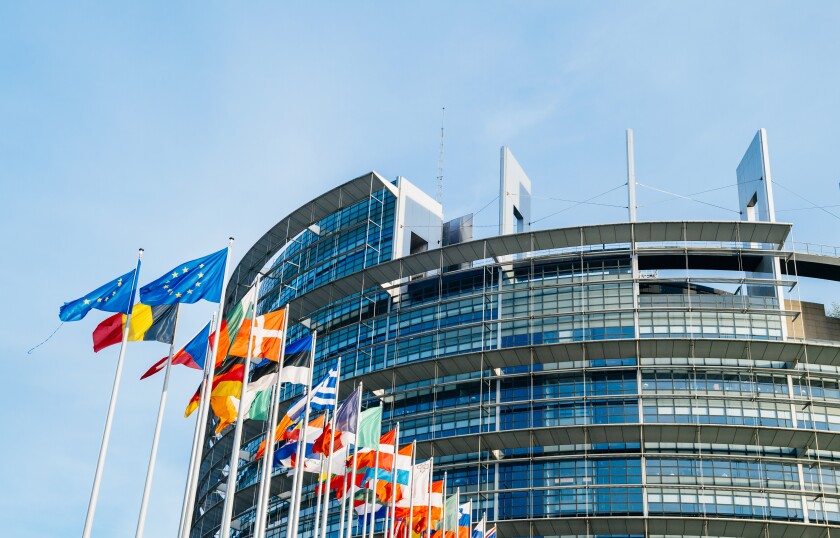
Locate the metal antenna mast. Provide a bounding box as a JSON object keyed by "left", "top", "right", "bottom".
{"left": 436, "top": 107, "right": 445, "bottom": 204}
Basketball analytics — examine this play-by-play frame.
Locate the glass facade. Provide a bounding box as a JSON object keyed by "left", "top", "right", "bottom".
{"left": 188, "top": 185, "right": 840, "bottom": 538}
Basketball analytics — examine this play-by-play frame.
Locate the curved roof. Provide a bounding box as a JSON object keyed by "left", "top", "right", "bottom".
{"left": 224, "top": 171, "right": 394, "bottom": 309}
{"left": 284, "top": 220, "right": 794, "bottom": 322}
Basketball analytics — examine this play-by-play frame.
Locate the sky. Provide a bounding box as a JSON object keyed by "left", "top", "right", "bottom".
{"left": 2, "top": 2, "right": 840, "bottom": 536}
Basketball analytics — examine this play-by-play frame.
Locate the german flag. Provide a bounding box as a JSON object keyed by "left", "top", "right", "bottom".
{"left": 92, "top": 303, "right": 177, "bottom": 352}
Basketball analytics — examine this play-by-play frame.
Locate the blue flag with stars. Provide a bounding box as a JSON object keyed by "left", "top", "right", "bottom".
{"left": 139, "top": 248, "right": 227, "bottom": 305}
{"left": 59, "top": 268, "right": 138, "bottom": 322}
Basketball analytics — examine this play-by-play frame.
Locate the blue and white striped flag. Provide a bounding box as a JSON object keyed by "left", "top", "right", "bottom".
{"left": 471, "top": 515, "right": 485, "bottom": 538}
{"left": 308, "top": 368, "right": 338, "bottom": 410}
{"left": 484, "top": 526, "right": 497, "bottom": 538}
{"left": 280, "top": 368, "right": 338, "bottom": 428}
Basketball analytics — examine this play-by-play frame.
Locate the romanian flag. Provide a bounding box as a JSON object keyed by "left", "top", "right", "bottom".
{"left": 92, "top": 303, "right": 177, "bottom": 352}
{"left": 140, "top": 322, "right": 211, "bottom": 379}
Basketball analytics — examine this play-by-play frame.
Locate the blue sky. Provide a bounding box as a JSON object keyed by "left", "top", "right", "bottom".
{"left": 2, "top": 2, "right": 840, "bottom": 536}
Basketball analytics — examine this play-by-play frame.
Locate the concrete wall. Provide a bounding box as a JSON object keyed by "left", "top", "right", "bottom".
{"left": 785, "top": 300, "right": 840, "bottom": 342}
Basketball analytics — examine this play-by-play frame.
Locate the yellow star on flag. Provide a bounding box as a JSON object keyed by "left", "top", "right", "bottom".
{"left": 187, "top": 289, "right": 193, "bottom": 294}
{"left": 182, "top": 267, "right": 188, "bottom": 273}
{"left": 175, "top": 292, "right": 182, "bottom": 298}
{"left": 83, "top": 299, "right": 90, "bottom": 305}
{"left": 172, "top": 272, "right": 179, "bottom": 278}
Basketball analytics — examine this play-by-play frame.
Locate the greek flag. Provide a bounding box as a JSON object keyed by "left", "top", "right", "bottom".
{"left": 308, "top": 368, "right": 338, "bottom": 410}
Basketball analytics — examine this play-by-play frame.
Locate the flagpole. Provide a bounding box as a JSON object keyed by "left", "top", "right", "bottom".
{"left": 388, "top": 424, "right": 400, "bottom": 538}
{"left": 319, "top": 356, "right": 342, "bottom": 538}
{"left": 135, "top": 303, "right": 181, "bottom": 538}
{"left": 337, "top": 382, "right": 357, "bottom": 538}
{"left": 313, "top": 446, "right": 326, "bottom": 538}
{"left": 288, "top": 330, "right": 318, "bottom": 538}
{"left": 252, "top": 381, "right": 277, "bottom": 537}
{"left": 456, "top": 488, "right": 460, "bottom": 538}
{"left": 368, "top": 441, "right": 382, "bottom": 538}
{"left": 82, "top": 248, "right": 143, "bottom": 538}
{"left": 406, "top": 441, "right": 416, "bottom": 538}
{"left": 180, "top": 237, "right": 235, "bottom": 538}
{"left": 442, "top": 472, "right": 448, "bottom": 538}
{"left": 344, "top": 381, "right": 364, "bottom": 538}
{"left": 219, "top": 273, "right": 261, "bottom": 537}
{"left": 177, "top": 313, "right": 216, "bottom": 537}
{"left": 360, "top": 487, "right": 369, "bottom": 538}
{"left": 426, "top": 459, "right": 433, "bottom": 538}
{"left": 253, "top": 304, "right": 289, "bottom": 538}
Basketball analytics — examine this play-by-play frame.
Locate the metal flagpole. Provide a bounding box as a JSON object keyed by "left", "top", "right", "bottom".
{"left": 442, "top": 473, "right": 448, "bottom": 538}
{"left": 135, "top": 303, "right": 181, "bottom": 538}
{"left": 313, "top": 448, "right": 326, "bottom": 538}
{"left": 338, "top": 467, "right": 349, "bottom": 538}
{"left": 455, "top": 488, "right": 460, "bottom": 538}
{"left": 177, "top": 313, "right": 216, "bottom": 537}
{"left": 425, "top": 458, "right": 433, "bottom": 538}
{"left": 368, "top": 444, "right": 381, "bottom": 538}
{"left": 360, "top": 488, "right": 369, "bottom": 538}
{"left": 388, "top": 424, "right": 400, "bottom": 538}
{"left": 288, "top": 331, "right": 318, "bottom": 538}
{"left": 82, "top": 248, "right": 143, "bottom": 538}
{"left": 406, "top": 441, "right": 416, "bottom": 538}
{"left": 337, "top": 383, "right": 356, "bottom": 538}
{"left": 344, "top": 381, "right": 364, "bottom": 538}
{"left": 253, "top": 304, "right": 289, "bottom": 538}
{"left": 219, "top": 273, "right": 262, "bottom": 537}
{"left": 290, "top": 422, "right": 308, "bottom": 536}
{"left": 180, "top": 237, "right": 235, "bottom": 538}
{"left": 319, "top": 357, "right": 342, "bottom": 538}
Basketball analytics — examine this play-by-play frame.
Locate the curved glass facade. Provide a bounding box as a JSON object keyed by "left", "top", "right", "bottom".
{"left": 189, "top": 182, "right": 840, "bottom": 538}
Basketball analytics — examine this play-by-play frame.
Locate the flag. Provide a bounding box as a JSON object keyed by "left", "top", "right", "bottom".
{"left": 213, "top": 287, "right": 256, "bottom": 367}
{"left": 139, "top": 248, "right": 227, "bottom": 305}
{"left": 274, "top": 415, "right": 326, "bottom": 469}
{"left": 443, "top": 494, "right": 458, "bottom": 533}
{"left": 93, "top": 303, "right": 177, "bottom": 352}
{"left": 484, "top": 527, "right": 496, "bottom": 538}
{"left": 471, "top": 516, "right": 485, "bottom": 538}
{"left": 59, "top": 268, "right": 137, "bottom": 322}
{"left": 394, "top": 519, "right": 407, "bottom": 538}
{"left": 457, "top": 502, "right": 472, "bottom": 538}
{"left": 335, "top": 387, "right": 361, "bottom": 436}
{"left": 357, "top": 407, "right": 383, "bottom": 449}
{"left": 254, "top": 368, "right": 339, "bottom": 459}
{"left": 281, "top": 335, "right": 313, "bottom": 385}
{"left": 312, "top": 422, "right": 343, "bottom": 456}
{"left": 141, "top": 321, "right": 211, "bottom": 379}
{"left": 229, "top": 308, "right": 286, "bottom": 362}
{"left": 183, "top": 363, "right": 244, "bottom": 417}
{"left": 240, "top": 358, "right": 279, "bottom": 420}
{"left": 355, "top": 429, "right": 396, "bottom": 471}
{"left": 397, "top": 459, "right": 430, "bottom": 515}
{"left": 313, "top": 386, "right": 360, "bottom": 456}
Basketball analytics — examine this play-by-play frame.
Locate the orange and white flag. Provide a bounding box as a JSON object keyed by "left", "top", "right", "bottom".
{"left": 229, "top": 308, "right": 286, "bottom": 362}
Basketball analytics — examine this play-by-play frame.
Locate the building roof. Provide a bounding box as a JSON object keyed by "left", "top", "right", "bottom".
{"left": 224, "top": 171, "right": 395, "bottom": 309}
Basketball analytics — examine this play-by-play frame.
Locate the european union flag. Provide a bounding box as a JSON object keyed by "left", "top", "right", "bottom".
{"left": 59, "top": 269, "right": 138, "bottom": 322}
{"left": 140, "top": 248, "right": 227, "bottom": 305}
